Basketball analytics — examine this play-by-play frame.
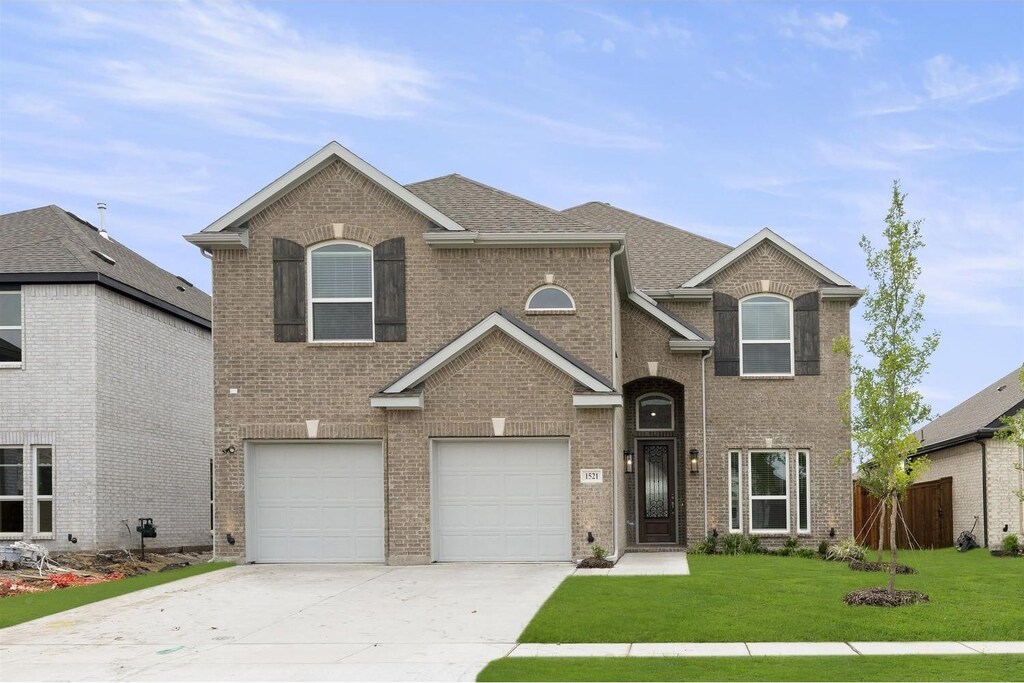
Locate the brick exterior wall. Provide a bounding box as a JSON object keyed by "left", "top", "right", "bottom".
{"left": 0, "top": 284, "right": 212, "bottom": 551}
{"left": 211, "top": 159, "right": 616, "bottom": 563}
{"left": 208, "top": 156, "right": 855, "bottom": 562}
{"left": 918, "top": 438, "right": 1024, "bottom": 547}
{"left": 94, "top": 286, "right": 213, "bottom": 549}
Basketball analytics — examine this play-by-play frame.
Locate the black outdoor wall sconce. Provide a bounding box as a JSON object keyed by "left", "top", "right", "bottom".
{"left": 226, "top": 533, "right": 236, "bottom": 545}
{"left": 689, "top": 448, "right": 700, "bottom": 475}
{"left": 624, "top": 449, "right": 635, "bottom": 474}
{"left": 587, "top": 531, "right": 595, "bottom": 544}
{"left": 829, "top": 527, "right": 837, "bottom": 538}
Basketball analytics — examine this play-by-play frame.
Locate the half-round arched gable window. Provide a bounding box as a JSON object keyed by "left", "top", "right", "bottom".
{"left": 636, "top": 393, "right": 674, "bottom": 431}
{"left": 526, "top": 285, "right": 575, "bottom": 313}
{"left": 308, "top": 241, "right": 374, "bottom": 341}
{"left": 739, "top": 294, "right": 793, "bottom": 375}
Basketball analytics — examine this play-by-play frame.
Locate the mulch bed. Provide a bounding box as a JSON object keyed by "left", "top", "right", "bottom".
{"left": 989, "top": 550, "right": 1023, "bottom": 558}
{"left": 576, "top": 557, "right": 615, "bottom": 569}
{"left": 848, "top": 560, "right": 917, "bottom": 574}
{"left": 844, "top": 587, "right": 930, "bottom": 607}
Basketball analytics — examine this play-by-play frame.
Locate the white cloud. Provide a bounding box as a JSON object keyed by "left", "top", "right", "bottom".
{"left": 581, "top": 8, "right": 691, "bottom": 43}
{"left": 3, "top": 94, "right": 82, "bottom": 127}
{"left": 38, "top": 2, "right": 436, "bottom": 139}
{"left": 924, "top": 54, "right": 1021, "bottom": 107}
{"left": 600, "top": 38, "right": 616, "bottom": 54}
{"left": 779, "top": 9, "right": 876, "bottom": 54}
{"left": 489, "top": 105, "right": 662, "bottom": 151}
{"left": 556, "top": 29, "right": 586, "bottom": 49}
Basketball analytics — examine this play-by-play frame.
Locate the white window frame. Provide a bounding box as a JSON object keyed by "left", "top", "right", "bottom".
{"left": 796, "top": 450, "right": 810, "bottom": 534}
{"left": 748, "top": 450, "right": 790, "bottom": 535}
{"left": 0, "top": 445, "right": 25, "bottom": 538}
{"left": 306, "top": 240, "right": 375, "bottom": 343}
{"left": 635, "top": 392, "right": 674, "bottom": 432}
{"left": 34, "top": 446, "right": 53, "bottom": 538}
{"left": 525, "top": 285, "right": 576, "bottom": 313}
{"left": 738, "top": 294, "right": 794, "bottom": 377}
{"left": 0, "top": 289, "right": 23, "bottom": 368}
{"left": 728, "top": 450, "right": 742, "bottom": 533}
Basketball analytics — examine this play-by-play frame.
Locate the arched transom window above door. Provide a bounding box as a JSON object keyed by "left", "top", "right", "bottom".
{"left": 636, "top": 393, "right": 674, "bottom": 431}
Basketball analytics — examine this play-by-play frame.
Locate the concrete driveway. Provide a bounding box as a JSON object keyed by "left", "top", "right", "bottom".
{"left": 0, "top": 563, "right": 573, "bottom": 681}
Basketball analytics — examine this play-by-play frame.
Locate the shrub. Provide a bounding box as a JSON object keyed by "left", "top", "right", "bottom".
{"left": 826, "top": 537, "right": 866, "bottom": 562}
{"left": 721, "top": 534, "right": 745, "bottom": 555}
{"left": 796, "top": 547, "right": 817, "bottom": 559}
{"left": 818, "top": 540, "right": 830, "bottom": 556}
{"left": 591, "top": 544, "right": 608, "bottom": 561}
{"left": 1001, "top": 534, "right": 1020, "bottom": 554}
{"left": 783, "top": 536, "right": 800, "bottom": 550}
{"left": 691, "top": 535, "right": 718, "bottom": 555}
{"left": 744, "top": 535, "right": 762, "bottom": 554}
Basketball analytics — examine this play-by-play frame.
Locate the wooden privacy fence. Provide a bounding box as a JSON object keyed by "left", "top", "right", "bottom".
{"left": 853, "top": 477, "right": 954, "bottom": 550}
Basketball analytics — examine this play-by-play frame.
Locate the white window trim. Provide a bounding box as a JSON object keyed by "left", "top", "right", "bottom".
{"left": 0, "top": 290, "right": 23, "bottom": 369}
{"left": 728, "top": 450, "right": 742, "bottom": 533}
{"left": 0, "top": 444, "right": 25, "bottom": 538}
{"left": 306, "top": 240, "right": 375, "bottom": 344}
{"left": 796, "top": 450, "right": 810, "bottom": 534}
{"left": 635, "top": 392, "right": 674, "bottom": 432}
{"left": 33, "top": 446, "right": 53, "bottom": 538}
{"left": 525, "top": 285, "right": 576, "bottom": 312}
{"left": 748, "top": 450, "right": 790, "bottom": 534}
{"left": 738, "top": 294, "right": 794, "bottom": 377}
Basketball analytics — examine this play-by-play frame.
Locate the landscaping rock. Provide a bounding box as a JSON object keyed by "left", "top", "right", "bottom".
{"left": 844, "top": 587, "right": 929, "bottom": 607}
{"left": 848, "top": 560, "right": 917, "bottom": 574}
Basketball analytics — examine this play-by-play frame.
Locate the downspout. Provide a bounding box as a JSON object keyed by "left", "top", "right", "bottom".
{"left": 974, "top": 434, "right": 989, "bottom": 547}
{"left": 701, "top": 348, "right": 711, "bottom": 539}
{"left": 609, "top": 241, "right": 626, "bottom": 561}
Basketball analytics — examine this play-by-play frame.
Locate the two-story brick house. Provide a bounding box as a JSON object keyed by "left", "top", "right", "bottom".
{"left": 1, "top": 205, "right": 213, "bottom": 551}
{"left": 186, "top": 142, "right": 862, "bottom": 564}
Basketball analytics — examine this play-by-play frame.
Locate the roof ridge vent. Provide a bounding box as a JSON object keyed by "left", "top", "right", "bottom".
{"left": 90, "top": 249, "right": 116, "bottom": 265}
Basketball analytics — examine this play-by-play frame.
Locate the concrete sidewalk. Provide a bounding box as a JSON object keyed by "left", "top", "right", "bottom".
{"left": 508, "top": 641, "right": 1024, "bottom": 657}
{"left": 575, "top": 551, "right": 690, "bottom": 576}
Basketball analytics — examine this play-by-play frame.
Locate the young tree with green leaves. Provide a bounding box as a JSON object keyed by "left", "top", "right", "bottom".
{"left": 836, "top": 180, "right": 940, "bottom": 597}
{"left": 995, "top": 365, "right": 1024, "bottom": 503}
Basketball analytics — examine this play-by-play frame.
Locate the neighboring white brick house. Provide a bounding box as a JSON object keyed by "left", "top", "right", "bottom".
{"left": 916, "top": 367, "right": 1024, "bottom": 548}
{"left": 0, "top": 206, "right": 212, "bottom": 551}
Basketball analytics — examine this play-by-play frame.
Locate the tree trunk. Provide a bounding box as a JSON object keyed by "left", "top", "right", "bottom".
{"left": 888, "top": 494, "right": 898, "bottom": 596}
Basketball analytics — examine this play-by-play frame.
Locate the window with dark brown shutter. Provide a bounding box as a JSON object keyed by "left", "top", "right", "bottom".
{"left": 713, "top": 292, "right": 739, "bottom": 376}
{"left": 373, "top": 237, "right": 406, "bottom": 342}
{"left": 793, "top": 291, "right": 820, "bottom": 375}
{"left": 272, "top": 238, "right": 306, "bottom": 342}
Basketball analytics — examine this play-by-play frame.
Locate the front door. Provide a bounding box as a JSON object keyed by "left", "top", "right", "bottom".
{"left": 637, "top": 440, "right": 676, "bottom": 543}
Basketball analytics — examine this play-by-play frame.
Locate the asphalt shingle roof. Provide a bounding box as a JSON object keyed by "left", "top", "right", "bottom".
{"left": 406, "top": 175, "right": 596, "bottom": 234}
{"left": 920, "top": 366, "right": 1024, "bottom": 448}
{"left": 1, "top": 205, "right": 211, "bottom": 323}
{"left": 563, "top": 202, "right": 733, "bottom": 290}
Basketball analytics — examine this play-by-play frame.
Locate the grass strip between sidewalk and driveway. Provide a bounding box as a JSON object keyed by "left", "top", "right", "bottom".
{"left": 521, "top": 550, "right": 1023, "bottom": 643}
{"left": 0, "top": 562, "right": 232, "bottom": 629}
{"left": 477, "top": 655, "right": 1024, "bottom": 682}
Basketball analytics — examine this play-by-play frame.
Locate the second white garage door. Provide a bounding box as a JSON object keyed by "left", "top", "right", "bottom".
{"left": 433, "top": 439, "right": 571, "bottom": 562}
{"left": 249, "top": 441, "right": 384, "bottom": 563}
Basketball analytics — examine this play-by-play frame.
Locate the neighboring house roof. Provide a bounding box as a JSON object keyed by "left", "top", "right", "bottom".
{"left": 373, "top": 309, "right": 619, "bottom": 408}
{"left": 563, "top": 202, "right": 733, "bottom": 290}
{"left": 0, "top": 205, "right": 212, "bottom": 326}
{"left": 681, "top": 227, "right": 855, "bottom": 288}
{"left": 918, "top": 366, "right": 1024, "bottom": 453}
{"left": 189, "top": 141, "right": 467, "bottom": 243}
{"left": 406, "top": 174, "right": 596, "bottom": 234}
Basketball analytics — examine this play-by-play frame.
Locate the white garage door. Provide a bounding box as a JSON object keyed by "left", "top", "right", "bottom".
{"left": 249, "top": 442, "right": 384, "bottom": 563}
{"left": 433, "top": 439, "right": 571, "bottom": 562}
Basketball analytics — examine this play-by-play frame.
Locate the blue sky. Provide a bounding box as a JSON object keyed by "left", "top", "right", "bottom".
{"left": 1, "top": 2, "right": 1021, "bottom": 415}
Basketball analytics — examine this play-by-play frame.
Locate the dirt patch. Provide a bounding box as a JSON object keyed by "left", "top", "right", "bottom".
{"left": 848, "top": 560, "right": 917, "bottom": 574}
{"left": 844, "top": 587, "right": 930, "bottom": 607}
{"left": 0, "top": 548, "right": 212, "bottom": 595}
{"left": 576, "top": 557, "right": 615, "bottom": 569}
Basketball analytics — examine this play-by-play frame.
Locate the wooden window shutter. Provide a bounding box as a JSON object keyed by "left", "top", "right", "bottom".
{"left": 713, "top": 292, "right": 739, "bottom": 376}
{"left": 793, "top": 291, "right": 820, "bottom": 375}
{"left": 373, "top": 237, "right": 406, "bottom": 342}
{"left": 272, "top": 238, "right": 306, "bottom": 342}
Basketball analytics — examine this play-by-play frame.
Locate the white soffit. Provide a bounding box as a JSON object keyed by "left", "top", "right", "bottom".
{"left": 680, "top": 228, "right": 853, "bottom": 288}
{"left": 201, "top": 141, "right": 466, "bottom": 234}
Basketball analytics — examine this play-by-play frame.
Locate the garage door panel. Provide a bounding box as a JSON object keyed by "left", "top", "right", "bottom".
{"left": 250, "top": 442, "right": 384, "bottom": 563}
{"left": 434, "top": 439, "right": 570, "bottom": 562}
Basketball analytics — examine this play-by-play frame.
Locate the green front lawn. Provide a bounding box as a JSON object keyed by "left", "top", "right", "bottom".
{"left": 0, "top": 562, "right": 232, "bottom": 629}
{"left": 478, "top": 656, "right": 1024, "bottom": 682}
{"left": 521, "top": 549, "right": 1024, "bottom": 642}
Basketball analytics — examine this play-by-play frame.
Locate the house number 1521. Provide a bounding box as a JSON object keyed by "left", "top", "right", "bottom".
{"left": 580, "top": 469, "right": 603, "bottom": 484}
